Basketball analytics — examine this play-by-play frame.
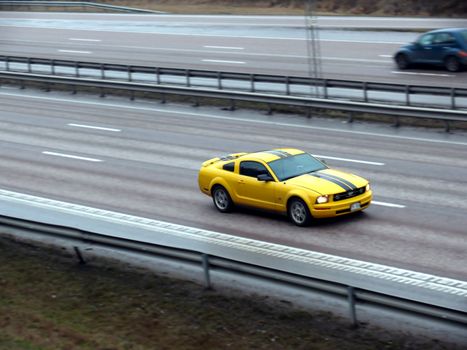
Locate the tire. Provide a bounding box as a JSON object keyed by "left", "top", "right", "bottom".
{"left": 445, "top": 56, "right": 461, "bottom": 72}
{"left": 395, "top": 53, "right": 410, "bottom": 70}
{"left": 287, "top": 198, "right": 312, "bottom": 227}
{"left": 212, "top": 185, "right": 233, "bottom": 213}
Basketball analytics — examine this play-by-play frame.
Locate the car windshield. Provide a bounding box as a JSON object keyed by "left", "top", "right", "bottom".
{"left": 268, "top": 153, "right": 327, "bottom": 181}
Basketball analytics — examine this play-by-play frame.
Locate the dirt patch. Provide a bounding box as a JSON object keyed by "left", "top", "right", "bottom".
{"left": 0, "top": 236, "right": 460, "bottom": 350}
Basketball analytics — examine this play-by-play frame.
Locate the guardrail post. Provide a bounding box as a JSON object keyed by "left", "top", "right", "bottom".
{"left": 323, "top": 79, "right": 328, "bottom": 99}
{"left": 73, "top": 246, "right": 86, "bottom": 265}
{"left": 450, "top": 88, "right": 456, "bottom": 110}
{"left": 202, "top": 254, "right": 212, "bottom": 290}
{"left": 363, "top": 82, "right": 368, "bottom": 102}
{"left": 101, "top": 64, "right": 105, "bottom": 79}
{"left": 285, "top": 76, "right": 290, "bottom": 95}
{"left": 444, "top": 120, "right": 451, "bottom": 133}
{"left": 186, "top": 70, "right": 191, "bottom": 87}
{"left": 75, "top": 62, "right": 80, "bottom": 78}
{"left": 27, "top": 58, "right": 31, "bottom": 73}
{"left": 267, "top": 103, "right": 273, "bottom": 115}
{"left": 405, "top": 85, "right": 410, "bottom": 106}
{"left": 155, "top": 67, "right": 160, "bottom": 85}
{"left": 217, "top": 72, "right": 223, "bottom": 90}
{"left": 347, "top": 286, "right": 358, "bottom": 328}
{"left": 250, "top": 74, "right": 255, "bottom": 92}
{"left": 128, "top": 66, "right": 132, "bottom": 82}
{"left": 5, "top": 57, "right": 10, "bottom": 71}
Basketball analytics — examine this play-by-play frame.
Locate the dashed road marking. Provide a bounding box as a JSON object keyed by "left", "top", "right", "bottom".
{"left": 68, "top": 123, "right": 121, "bottom": 132}
{"left": 42, "top": 151, "right": 102, "bottom": 162}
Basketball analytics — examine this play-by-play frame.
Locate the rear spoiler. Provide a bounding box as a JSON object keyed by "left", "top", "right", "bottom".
{"left": 201, "top": 152, "right": 247, "bottom": 167}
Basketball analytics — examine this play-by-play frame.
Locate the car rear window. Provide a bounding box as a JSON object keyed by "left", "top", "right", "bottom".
{"left": 223, "top": 162, "right": 235, "bottom": 172}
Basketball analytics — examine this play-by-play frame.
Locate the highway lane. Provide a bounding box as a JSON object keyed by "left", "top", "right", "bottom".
{"left": 1, "top": 12, "right": 467, "bottom": 30}
{"left": 1, "top": 13, "right": 466, "bottom": 87}
{"left": 0, "top": 86, "right": 466, "bottom": 280}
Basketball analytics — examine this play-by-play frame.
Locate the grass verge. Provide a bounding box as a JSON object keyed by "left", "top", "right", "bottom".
{"left": 0, "top": 236, "right": 459, "bottom": 350}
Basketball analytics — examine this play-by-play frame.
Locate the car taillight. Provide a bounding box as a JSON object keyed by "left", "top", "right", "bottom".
{"left": 458, "top": 51, "right": 467, "bottom": 57}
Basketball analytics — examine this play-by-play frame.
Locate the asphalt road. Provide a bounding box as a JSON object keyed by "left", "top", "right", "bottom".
{"left": 1, "top": 12, "right": 466, "bottom": 87}
{"left": 1, "top": 86, "right": 466, "bottom": 280}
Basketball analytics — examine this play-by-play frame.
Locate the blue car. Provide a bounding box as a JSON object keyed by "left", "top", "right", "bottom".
{"left": 394, "top": 28, "right": 467, "bottom": 72}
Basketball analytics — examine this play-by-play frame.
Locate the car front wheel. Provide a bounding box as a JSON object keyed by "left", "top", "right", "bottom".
{"left": 445, "top": 56, "right": 461, "bottom": 72}
{"left": 212, "top": 185, "right": 233, "bottom": 213}
{"left": 288, "top": 198, "right": 312, "bottom": 227}
{"left": 395, "top": 53, "right": 410, "bottom": 69}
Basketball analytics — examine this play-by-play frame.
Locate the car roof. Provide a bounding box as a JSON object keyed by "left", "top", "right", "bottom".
{"left": 426, "top": 28, "right": 467, "bottom": 34}
{"left": 242, "top": 148, "right": 305, "bottom": 163}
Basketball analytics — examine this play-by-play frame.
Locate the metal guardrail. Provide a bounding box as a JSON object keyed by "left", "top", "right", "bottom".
{"left": 2, "top": 56, "right": 467, "bottom": 110}
{"left": 0, "top": 188, "right": 466, "bottom": 331}
{"left": 2, "top": 69, "right": 467, "bottom": 131}
{"left": 0, "top": 0, "right": 163, "bottom": 13}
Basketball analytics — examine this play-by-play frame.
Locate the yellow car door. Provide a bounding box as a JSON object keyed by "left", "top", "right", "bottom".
{"left": 236, "top": 161, "right": 277, "bottom": 210}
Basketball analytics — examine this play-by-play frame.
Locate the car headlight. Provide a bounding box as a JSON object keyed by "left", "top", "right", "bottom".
{"left": 316, "top": 195, "right": 329, "bottom": 204}
{"left": 366, "top": 183, "right": 371, "bottom": 192}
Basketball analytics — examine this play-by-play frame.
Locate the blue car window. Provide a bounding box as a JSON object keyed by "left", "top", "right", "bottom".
{"left": 434, "top": 33, "right": 456, "bottom": 45}
{"left": 419, "top": 34, "right": 434, "bottom": 46}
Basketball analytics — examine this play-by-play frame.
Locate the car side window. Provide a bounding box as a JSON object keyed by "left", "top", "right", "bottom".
{"left": 240, "top": 161, "right": 269, "bottom": 178}
{"left": 434, "top": 33, "right": 456, "bottom": 45}
{"left": 223, "top": 162, "right": 235, "bottom": 172}
{"left": 419, "top": 34, "right": 434, "bottom": 46}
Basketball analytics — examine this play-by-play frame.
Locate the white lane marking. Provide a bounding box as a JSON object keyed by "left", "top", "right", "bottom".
{"left": 313, "top": 154, "right": 384, "bottom": 166}
{"left": 42, "top": 151, "right": 102, "bottom": 162}
{"left": 58, "top": 49, "right": 92, "bottom": 54}
{"left": 372, "top": 201, "right": 406, "bottom": 208}
{"left": 68, "top": 123, "right": 121, "bottom": 132}
{"left": 379, "top": 54, "right": 392, "bottom": 58}
{"left": 69, "top": 38, "right": 101, "bottom": 42}
{"left": 202, "top": 59, "right": 246, "bottom": 64}
{"left": 2, "top": 91, "right": 467, "bottom": 147}
{"left": 204, "top": 45, "right": 244, "bottom": 50}
{"left": 392, "top": 71, "right": 454, "bottom": 77}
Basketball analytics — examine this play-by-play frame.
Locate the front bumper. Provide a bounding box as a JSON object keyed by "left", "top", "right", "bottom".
{"left": 310, "top": 190, "right": 373, "bottom": 218}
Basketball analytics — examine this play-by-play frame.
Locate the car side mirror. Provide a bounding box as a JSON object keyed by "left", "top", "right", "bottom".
{"left": 257, "top": 173, "right": 273, "bottom": 182}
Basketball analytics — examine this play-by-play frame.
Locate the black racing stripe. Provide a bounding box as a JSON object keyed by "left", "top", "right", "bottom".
{"left": 320, "top": 172, "right": 357, "bottom": 190}
{"left": 309, "top": 173, "right": 350, "bottom": 191}
{"left": 263, "top": 150, "right": 291, "bottom": 159}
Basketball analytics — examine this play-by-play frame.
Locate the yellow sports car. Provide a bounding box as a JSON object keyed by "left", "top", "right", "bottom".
{"left": 198, "top": 148, "right": 372, "bottom": 226}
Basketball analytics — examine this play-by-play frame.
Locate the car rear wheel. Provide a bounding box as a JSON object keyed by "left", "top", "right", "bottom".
{"left": 212, "top": 185, "right": 233, "bottom": 213}
{"left": 395, "top": 53, "right": 410, "bottom": 69}
{"left": 288, "top": 198, "right": 312, "bottom": 227}
{"left": 445, "top": 56, "right": 461, "bottom": 72}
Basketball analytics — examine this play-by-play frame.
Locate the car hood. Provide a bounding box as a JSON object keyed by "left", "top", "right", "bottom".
{"left": 285, "top": 169, "right": 368, "bottom": 195}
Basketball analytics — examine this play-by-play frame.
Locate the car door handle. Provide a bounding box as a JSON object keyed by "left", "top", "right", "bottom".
{"left": 238, "top": 179, "right": 245, "bottom": 184}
